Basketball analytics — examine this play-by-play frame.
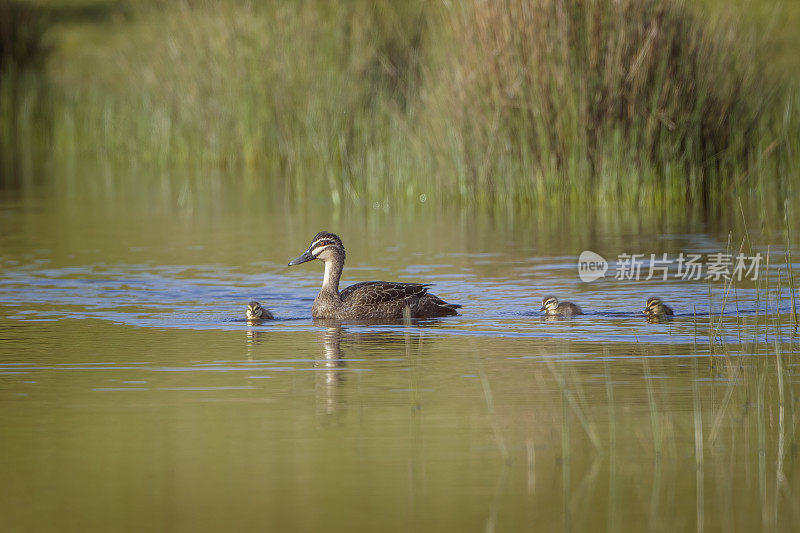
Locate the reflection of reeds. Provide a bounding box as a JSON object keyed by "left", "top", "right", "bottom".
{"left": 691, "top": 357, "right": 705, "bottom": 533}
{"left": 546, "top": 353, "right": 602, "bottom": 453}
{"left": 784, "top": 202, "right": 798, "bottom": 328}
{"left": 641, "top": 354, "right": 663, "bottom": 459}
{"left": 471, "top": 337, "right": 509, "bottom": 461}
{"left": 602, "top": 350, "right": 619, "bottom": 531}
{"left": 502, "top": 286, "right": 797, "bottom": 528}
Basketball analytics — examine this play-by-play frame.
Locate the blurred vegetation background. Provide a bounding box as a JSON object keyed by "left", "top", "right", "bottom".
{"left": 1, "top": 0, "right": 798, "bottom": 216}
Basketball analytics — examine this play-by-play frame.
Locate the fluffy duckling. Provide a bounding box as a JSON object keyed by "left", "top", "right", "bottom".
{"left": 540, "top": 296, "right": 583, "bottom": 317}
{"left": 643, "top": 297, "right": 673, "bottom": 320}
{"left": 246, "top": 301, "right": 274, "bottom": 321}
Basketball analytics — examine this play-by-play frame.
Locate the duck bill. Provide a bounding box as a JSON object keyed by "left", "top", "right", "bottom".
{"left": 288, "top": 249, "right": 315, "bottom": 266}
{"left": 539, "top": 306, "right": 546, "bottom": 312}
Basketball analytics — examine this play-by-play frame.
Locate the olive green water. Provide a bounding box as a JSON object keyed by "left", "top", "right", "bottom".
{"left": 1, "top": 180, "right": 799, "bottom": 532}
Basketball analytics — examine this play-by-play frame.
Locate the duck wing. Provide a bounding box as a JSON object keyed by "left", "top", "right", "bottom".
{"left": 339, "top": 281, "right": 430, "bottom": 305}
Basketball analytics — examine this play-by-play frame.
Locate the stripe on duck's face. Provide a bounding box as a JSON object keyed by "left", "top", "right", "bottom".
{"left": 310, "top": 242, "right": 341, "bottom": 262}
{"left": 541, "top": 296, "right": 558, "bottom": 310}
{"left": 646, "top": 298, "right": 661, "bottom": 310}
{"left": 310, "top": 239, "right": 338, "bottom": 257}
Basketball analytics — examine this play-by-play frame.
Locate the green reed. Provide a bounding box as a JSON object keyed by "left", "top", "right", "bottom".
{"left": 1, "top": 0, "right": 799, "bottom": 218}
{"left": 520, "top": 259, "right": 798, "bottom": 527}
{"left": 590, "top": 315, "right": 794, "bottom": 527}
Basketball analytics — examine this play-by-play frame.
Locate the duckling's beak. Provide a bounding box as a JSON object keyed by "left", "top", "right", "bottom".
{"left": 288, "top": 249, "right": 315, "bottom": 266}
{"left": 539, "top": 305, "right": 546, "bottom": 312}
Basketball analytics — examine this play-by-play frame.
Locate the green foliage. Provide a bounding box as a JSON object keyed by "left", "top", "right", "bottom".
{"left": 1, "top": 0, "right": 798, "bottom": 213}
{"left": 424, "top": 0, "right": 775, "bottom": 204}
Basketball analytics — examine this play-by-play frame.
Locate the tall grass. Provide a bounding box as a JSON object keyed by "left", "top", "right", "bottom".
{"left": 37, "top": 0, "right": 437, "bottom": 202}
{"left": 424, "top": 0, "right": 778, "bottom": 206}
{"left": 1, "top": 0, "right": 798, "bottom": 213}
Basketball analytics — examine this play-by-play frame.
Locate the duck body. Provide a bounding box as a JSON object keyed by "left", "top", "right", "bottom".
{"left": 289, "top": 232, "right": 460, "bottom": 320}
{"left": 540, "top": 295, "right": 583, "bottom": 317}
{"left": 313, "top": 280, "right": 459, "bottom": 320}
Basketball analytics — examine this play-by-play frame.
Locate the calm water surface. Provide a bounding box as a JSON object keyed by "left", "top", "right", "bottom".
{"left": 1, "top": 184, "right": 799, "bottom": 531}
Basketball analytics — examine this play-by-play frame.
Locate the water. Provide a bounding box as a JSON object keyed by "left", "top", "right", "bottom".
{"left": 1, "top": 183, "right": 799, "bottom": 531}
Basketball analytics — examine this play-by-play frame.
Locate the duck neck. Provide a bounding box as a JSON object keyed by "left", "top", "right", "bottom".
{"left": 321, "top": 253, "right": 344, "bottom": 297}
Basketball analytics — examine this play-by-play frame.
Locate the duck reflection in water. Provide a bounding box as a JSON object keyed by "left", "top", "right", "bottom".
{"left": 245, "top": 327, "right": 268, "bottom": 354}
{"left": 313, "top": 319, "right": 438, "bottom": 420}
{"left": 316, "top": 323, "right": 346, "bottom": 419}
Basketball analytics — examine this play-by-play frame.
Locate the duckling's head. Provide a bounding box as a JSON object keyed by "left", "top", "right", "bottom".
{"left": 643, "top": 297, "right": 665, "bottom": 316}
{"left": 540, "top": 296, "right": 559, "bottom": 313}
{"left": 288, "top": 231, "right": 345, "bottom": 267}
{"left": 246, "top": 301, "right": 270, "bottom": 320}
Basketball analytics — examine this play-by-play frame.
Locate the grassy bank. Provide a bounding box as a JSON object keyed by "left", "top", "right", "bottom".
{"left": 1, "top": 0, "right": 798, "bottom": 214}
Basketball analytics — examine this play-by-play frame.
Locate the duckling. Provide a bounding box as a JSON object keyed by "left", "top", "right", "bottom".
{"left": 246, "top": 301, "right": 274, "bottom": 321}
{"left": 643, "top": 297, "right": 673, "bottom": 320}
{"left": 540, "top": 295, "right": 583, "bottom": 317}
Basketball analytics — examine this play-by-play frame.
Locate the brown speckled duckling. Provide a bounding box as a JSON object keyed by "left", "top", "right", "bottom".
{"left": 643, "top": 297, "right": 673, "bottom": 320}
{"left": 287, "top": 231, "right": 460, "bottom": 320}
{"left": 540, "top": 295, "right": 583, "bottom": 317}
{"left": 246, "top": 301, "right": 274, "bottom": 321}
